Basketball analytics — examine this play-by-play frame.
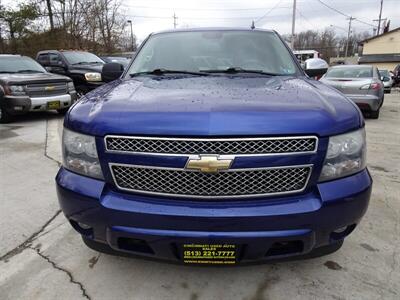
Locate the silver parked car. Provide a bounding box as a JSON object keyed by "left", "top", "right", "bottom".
{"left": 320, "top": 65, "right": 384, "bottom": 119}
{"left": 379, "top": 69, "right": 393, "bottom": 93}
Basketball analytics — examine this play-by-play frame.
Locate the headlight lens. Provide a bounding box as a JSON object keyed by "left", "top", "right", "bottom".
{"left": 319, "top": 128, "right": 366, "bottom": 182}
{"left": 67, "top": 82, "right": 75, "bottom": 92}
{"left": 9, "top": 85, "right": 26, "bottom": 96}
{"left": 84, "top": 72, "right": 102, "bottom": 82}
{"left": 62, "top": 128, "right": 104, "bottom": 179}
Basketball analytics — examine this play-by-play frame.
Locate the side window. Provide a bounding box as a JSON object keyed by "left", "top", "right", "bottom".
{"left": 49, "top": 53, "right": 62, "bottom": 66}
{"left": 38, "top": 53, "right": 49, "bottom": 65}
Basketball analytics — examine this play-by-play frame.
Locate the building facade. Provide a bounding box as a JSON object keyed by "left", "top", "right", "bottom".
{"left": 359, "top": 27, "right": 400, "bottom": 71}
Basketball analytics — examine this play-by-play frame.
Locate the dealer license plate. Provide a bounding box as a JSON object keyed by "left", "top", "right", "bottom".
{"left": 182, "top": 243, "right": 237, "bottom": 265}
{"left": 47, "top": 101, "right": 60, "bottom": 109}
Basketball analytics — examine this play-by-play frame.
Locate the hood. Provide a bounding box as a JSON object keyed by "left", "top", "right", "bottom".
{"left": 69, "top": 64, "right": 104, "bottom": 73}
{"left": 67, "top": 75, "right": 362, "bottom": 137}
{"left": 0, "top": 72, "right": 71, "bottom": 85}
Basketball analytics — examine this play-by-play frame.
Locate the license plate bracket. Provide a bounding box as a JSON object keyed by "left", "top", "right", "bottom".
{"left": 182, "top": 243, "right": 237, "bottom": 265}
{"left": 47, "top": 100, "right": 61, "bottom": 110}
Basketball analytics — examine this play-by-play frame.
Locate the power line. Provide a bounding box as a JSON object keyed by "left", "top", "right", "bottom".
{"left": 121, "top": 4, "right": 291, "bottom": 11}
{"left": 128, "top": 14, "right": 289, "bottom": 20}
{"left": 315, "top": 0, "right": 376, "bottom": 28}
{"left": 254, "top": 0, "right": 285, "bottom": 24}
{"left": 296, "top": 8, "right": 314, "bottom": 28}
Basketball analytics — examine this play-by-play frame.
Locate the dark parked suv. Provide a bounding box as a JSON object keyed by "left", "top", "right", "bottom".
{"left": 0, "top": 54, "right": 77, "bottom": 123}
{"left": 36, "top": 50, "right": 105, "bottom": 97}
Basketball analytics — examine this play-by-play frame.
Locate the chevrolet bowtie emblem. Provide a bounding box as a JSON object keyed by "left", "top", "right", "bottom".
{"left": 45, "top": 86, "right": 55, "bottom": 91}
{"left": 186, "top": 155, "right": 233, "bottom": 173}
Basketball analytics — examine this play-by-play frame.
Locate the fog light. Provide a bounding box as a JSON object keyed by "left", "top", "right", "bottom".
{"left": 14, "top": 106, "right": 23, "bottom": 111}
{"left": 330, "top": 224, "right": 356, "bottom": 241}
{"left": 78, "top": 222, "right": 91, "bottom": 230}
{"left": 69, "top": 220, "right": 93, "bottom": 237}
{"left": 332, "top": 226, "right": 347, "bottom": 234}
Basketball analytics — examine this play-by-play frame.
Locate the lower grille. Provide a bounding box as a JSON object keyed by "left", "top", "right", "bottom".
{"left": 110, "top": 164, "right": 312, "bottom": 199}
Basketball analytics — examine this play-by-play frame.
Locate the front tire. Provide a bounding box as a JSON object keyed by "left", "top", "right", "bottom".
{"left": 57, "top": 108, "right": 69, "bottom": 115}
{"left": 76, "top": 86, "right": 90, "bottom": 99}
{"left": 82, "top": 236, "right": 120, "bottom": 256}
{"left": 300, "top": 240, "right": 344, "bottom": 259}
{"left": 370, "top": 108, "right": 380, "bottom": 119}
{"left": 0, "top": 106, "right": 13, "bottom": 123}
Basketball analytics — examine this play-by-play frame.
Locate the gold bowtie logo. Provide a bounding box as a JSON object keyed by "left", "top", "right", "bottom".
{"left": 45, "top": 86, "right": 55, "bottom": 91}
{"left": 186, "top": 155, "right": 233, "bottom": 173}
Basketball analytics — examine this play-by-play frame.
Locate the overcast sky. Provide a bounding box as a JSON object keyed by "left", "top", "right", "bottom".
{"left": 2, "top": 0, "right": 400, "bottom": 43}
{"left": 120, "top": 0, "right": 400, "bottom": 42}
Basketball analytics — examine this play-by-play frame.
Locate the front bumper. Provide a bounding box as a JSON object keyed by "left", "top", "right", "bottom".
{"left": 346, "top": 94, "right": 382, "bottom": 112}
{"left": 3, "top": 93, "right": 77, "bottom": 115}
{"left": 56, "top": 167, "right": 372, "bottom": 263}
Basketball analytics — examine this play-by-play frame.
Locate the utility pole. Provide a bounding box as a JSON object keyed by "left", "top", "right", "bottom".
{"left": 373, "top": 17, "right": 387, "bottom": 35}
{"left": 377, "top": 0, "right": 383, "bottom": 35}
{"left": 173, "top": 12, "right": 177, "bottom": 29}
{"left": 290, "top": 0, "right": 297, "bottom": 49}
{"left": 127, "top": 20, "right": 134, "bottom": 51}
{"left": 345, "top": 16, "right": 355, "bottom": 58}
{"left": 45, "top": 0, "right": 54, "bottom": 31}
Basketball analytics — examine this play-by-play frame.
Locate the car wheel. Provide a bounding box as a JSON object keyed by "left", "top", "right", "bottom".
{"left": 76, "top": 86, "right": 90, "bottom": 99}
{"left": 57, "top": 108, "right": 69, "bottom": 115}
{"left": 0, "top": 106, "right": 13, "bottom": 123}
{"left": 370, "top": 108, "right": 380, "bottom": 119}
{"left": 300, "top": 240, "right": 344, "bottom": 259}
{"left": 82, "top": 236, "right": 115, "bottom": 254}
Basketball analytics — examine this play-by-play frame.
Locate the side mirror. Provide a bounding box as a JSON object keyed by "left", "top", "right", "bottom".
{"left": 102, "top": 63, "right": 124, "bottom": 82}
{"left": 304, "top": 58, "right": 329, "bottom": 77}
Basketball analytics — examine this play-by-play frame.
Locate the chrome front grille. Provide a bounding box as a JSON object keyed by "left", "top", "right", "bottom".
{"left": 105, "top": 136, "right": 318, "bottom": 155}
{"left": 110, "top": 164, "right": 312, "bottom": 199}
{"left": 26, "top": 82, "right": 67, "bottom": 97}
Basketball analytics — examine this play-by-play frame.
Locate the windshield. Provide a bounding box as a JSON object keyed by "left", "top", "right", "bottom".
{"left": 325, "top": 66, "right": 372, "bottom": 78}
{"left": 379, "top": 70, "right": 390, "bottom": 77}
{"left": 127, "top": 30, "right": 298, "bottom": 76}
{"left": 105, "top": 57, "right": 130, "bottom": 66}
{"left": 0, "top": 56, "right": 46, "bottom": 73}
{"left": 63, "top": 51, "right": 104, "bottom": 65}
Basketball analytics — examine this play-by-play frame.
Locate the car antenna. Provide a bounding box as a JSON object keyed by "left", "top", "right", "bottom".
{"left": 251, "top": 21, "right": 255, "bottom": 30}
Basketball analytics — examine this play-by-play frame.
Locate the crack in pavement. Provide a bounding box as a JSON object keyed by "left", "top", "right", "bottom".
{"left": 0, "top": 210, "right": 62, "bottom": 262}
{"left": 1, "top": 117, "right": 64, "bottom": 262}
{"left": 44, "top": 117, "right": 62, "bottom": 166}
{"left": 30, "top": 246, "right": 91, "bottom": 300}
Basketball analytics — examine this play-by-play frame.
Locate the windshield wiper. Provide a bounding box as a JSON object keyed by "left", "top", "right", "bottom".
{"left": 130, "top": 68, "right": 209, "bottom": 77}
{"left": 202, "top": 67, "right": 280, "bottom": 76}
{"left": 16, "top": 70, "right": 44, "bottom": 73}
{"left": 0, "top": 71, "right": 16, "bottom": 74}
{"left": 71, "top": 62, "right": 90, "bottom": 65}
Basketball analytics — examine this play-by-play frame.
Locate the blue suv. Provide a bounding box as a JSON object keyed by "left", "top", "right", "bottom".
{"left": 56, "top": 28, "right": 372, "bottom": 265}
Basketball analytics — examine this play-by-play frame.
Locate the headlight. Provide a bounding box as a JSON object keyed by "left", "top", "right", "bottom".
{"left": 319, "top": 128, "right": 366, "bottom": 182}
{"left": 62, "top": 128, "right": 104, "bottom": 179}
{"left": 8, "top": 85, "right": 26, "bottom": 96}
{"left": 67, "top": 82, "right": 75, "bottom": 92}
{"left": 84, "top": 72, "right": 102, "bottom": 82}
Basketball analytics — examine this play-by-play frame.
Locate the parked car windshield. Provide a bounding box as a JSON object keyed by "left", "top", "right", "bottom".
{"left": 379, "top": 69, "right": 390, "bottom": 77}
{"left": 63, "top": 51, "right": 104, "bottom": 65}
{"left": 0, "top": 56, "right": 46, "bottom": 73}
{"left": 325, "top": 66, "right": 373, "bottom": 78}
{"left": 102, "top": 56, "right": 130, "bottom": 67}
{"left": 127, "top": 30, "right": 298, "bottom": 76}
